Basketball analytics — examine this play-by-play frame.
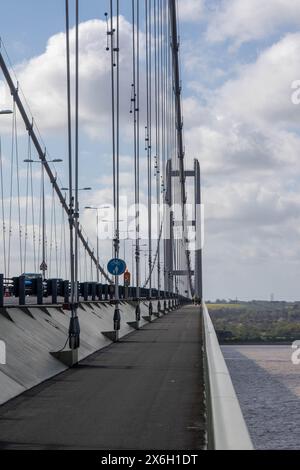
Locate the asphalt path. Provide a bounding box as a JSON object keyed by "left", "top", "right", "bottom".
{"left": 0, "top": 305, "right": 205, "bottom": 450}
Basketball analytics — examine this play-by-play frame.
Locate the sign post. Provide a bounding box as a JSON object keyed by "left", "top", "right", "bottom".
{"left": 107, "top": 258, "right": 127, "bottom": 337}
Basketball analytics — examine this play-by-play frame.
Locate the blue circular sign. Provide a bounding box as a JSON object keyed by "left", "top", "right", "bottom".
{"left": 107, "top": 258, "right": 127, "bottom": 276}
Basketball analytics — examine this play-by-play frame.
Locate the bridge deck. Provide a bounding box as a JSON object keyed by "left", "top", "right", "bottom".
{"left": 0, "top": 305, "right": 205, "bottom": 450}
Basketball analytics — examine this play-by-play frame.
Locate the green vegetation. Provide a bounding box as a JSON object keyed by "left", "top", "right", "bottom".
{"left": 208, "top": 301, "right": 300, "bottom": 344}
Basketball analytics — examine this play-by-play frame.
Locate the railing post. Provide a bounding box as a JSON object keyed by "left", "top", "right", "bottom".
{"left": 104, "top": 284, "right": 108, "bottom": 301}
{"left": 83, "top": 282, "right": 88, "bottom": 301}
{"left": 36, "top": 277, "right": 43, "bottom": 305}
{"left": 97, "top": 283, "right": 102, "bottom": 301}
{"left": 63, "top": 280, "right": 69, "bottom": 304}
{"left": 109, "top": 285, "right": 114, "bottom": 301}
{"left": 51, "top": 279, "right": 58, "bottom": 304}
{"left": 19, "top": 275, "right": 26, "bottom": 306}
{"left": 91, "top": 283, "right": 96, "bottom": 301}
{"left": 0, "top": 274, "right": 3, "bottom": 307}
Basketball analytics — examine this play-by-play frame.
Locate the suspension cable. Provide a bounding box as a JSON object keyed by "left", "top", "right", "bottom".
{"left": 65, "top": 0, "right": 75, "bottom": 310}
{"left": 74, "top": 0, "right": 79, "bottom": 301}
{"left": 24, "top": 137, "right": 30, "bottom": 273}
{"left": 37, "top": 163, "right": 43, "bottom": 275}
{"left": 8, "top": 101, "right": 15, "bottom": 279}
{"left": 0, "top": 137, "right": 7, "bottom": 278}
{"left": 0, "top": 40, "right": 112, "bottom": 284}
{"left": 145, "top": 0, "right": 153, "bottom": 297}
{"left": 29, "top": 144, "right": 37, "bottom": 272}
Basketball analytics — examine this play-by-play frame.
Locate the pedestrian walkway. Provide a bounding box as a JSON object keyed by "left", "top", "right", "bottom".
{"left": 0, "top": 305, "right": 205, "bottom": 450}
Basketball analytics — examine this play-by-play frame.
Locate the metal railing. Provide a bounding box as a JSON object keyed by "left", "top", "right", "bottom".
{"left": 202, "top": 303, "right": 253, "bottom": 450}
{"left": 0, "top": 273, "right": 188, "bottom": 308}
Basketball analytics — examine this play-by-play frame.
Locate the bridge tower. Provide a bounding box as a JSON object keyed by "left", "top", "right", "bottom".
{"left": 164, "top": 158, "right": 203, "bottom": 302}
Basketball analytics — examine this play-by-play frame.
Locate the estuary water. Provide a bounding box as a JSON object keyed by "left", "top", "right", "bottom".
{"left": 222, "top": 345, "right": 300, "bottom": 450}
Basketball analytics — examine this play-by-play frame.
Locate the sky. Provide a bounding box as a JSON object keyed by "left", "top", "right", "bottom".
{"left": 1, "top": 0, "right": 300, "bottom": 301}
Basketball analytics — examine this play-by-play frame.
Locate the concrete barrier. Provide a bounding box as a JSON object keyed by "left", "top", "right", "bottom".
{"left": 202, "top": 303, "right": 253, "bottom": 450}
{"left": 0, "top": 300, "right": 161, "bottom": 406}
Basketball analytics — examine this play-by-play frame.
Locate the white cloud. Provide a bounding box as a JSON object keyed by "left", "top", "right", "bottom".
{"left": 180, "top": 31, "right": 300, "bottom": 299}
{"left": 206, "top": 0, "right": 300, "bottom": 45}
{"left": 213, "top": 33, "right": 300, "bottom": 128}
{"left": 0, "top": 17, "right": 140, "bottom": 139}
{"left": 183, "top": 32, "right": 300, "bottom": 177}
{"left": 1, "top": 8, "right": 300, "bottom": 298}
{"left": 178, "top": 0, "right": 204, "bottom": 23}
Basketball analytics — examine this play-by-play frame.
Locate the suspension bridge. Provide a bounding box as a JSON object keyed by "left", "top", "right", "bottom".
{"left": 0, "top": 0, "right": 252, "bottom": 451}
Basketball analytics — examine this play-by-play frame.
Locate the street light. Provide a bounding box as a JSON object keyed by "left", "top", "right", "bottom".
{"left": 119, "top": 229, "right": 135, "bottom": 260}
{"left": 85, "top": 205, "right": 110, "bottom": 283}
{"left": 23, "top": 157, "right": 63, "bottom": 280}
{"left": 101, "top": 218, "right": 125, "bottom": 259}
{"left": 139, "top": 248, "right": 149, "bottom": 286}
{"left": 61, "top": 187, "right": 92, "bottom": 191}
{"left": 0, "top": 109, "right": 13, "bottom": 115}
{"left": 132, "top": 242, "right": 147, "bottom": 287}
{"left": 24, "top": 158, "right": 63, "bottom": 164}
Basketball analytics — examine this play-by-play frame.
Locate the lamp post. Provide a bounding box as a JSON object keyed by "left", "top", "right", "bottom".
{"left": 61, "top": 187, "right": 92, "bottom": 192}
{"left": 24, "top": 158, "right": 63, "bottom": 280}
{"left": 119, "top": 229, "right": 135, "bottom": 260}
{"left": 85, "top": 205, "right": 110, "bottom": 283}
{"left": 132, "top": 243, "right": 148, "bottom": 284}
{"left": 131, "top": 242, "right": 147, "bottom": 287}
{"left": 101, "top": 218, "right": 125, "bottom": 259}
{"left": 0, "top": 110, "right": 12, "bottom": 280}
{"left": 139, "top": 248, "right": 149, "bottom": 286}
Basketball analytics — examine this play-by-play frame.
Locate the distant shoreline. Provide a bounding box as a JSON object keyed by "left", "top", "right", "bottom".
{"left": 219, "top": 341, "right": 293, "bottom": 346}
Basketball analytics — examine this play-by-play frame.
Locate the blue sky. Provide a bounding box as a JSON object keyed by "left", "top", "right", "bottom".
{"left": 1, "top": 0, "right": 300, "bottom": 300}
{"left": 1, "top": 1, "right": 132, "bottom": 59}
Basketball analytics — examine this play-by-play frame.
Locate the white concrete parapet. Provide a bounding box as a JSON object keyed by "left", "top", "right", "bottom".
{"left": 202, "top": 303, "right": 253, "bottom": 450}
